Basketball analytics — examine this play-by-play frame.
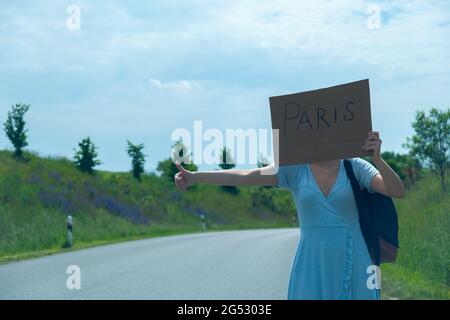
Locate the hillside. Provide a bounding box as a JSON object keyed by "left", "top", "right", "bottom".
{"left": 0, "top": 150, "right": 295, "bottom": 260}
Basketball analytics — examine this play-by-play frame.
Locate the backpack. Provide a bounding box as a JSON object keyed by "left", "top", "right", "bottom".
{"left": 343, "top": 159, "right": 399, "bottom": 266}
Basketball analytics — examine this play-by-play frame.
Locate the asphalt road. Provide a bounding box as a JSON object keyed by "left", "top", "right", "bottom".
{"left": 0, "top": 228, "right": 300, "bottom": 299}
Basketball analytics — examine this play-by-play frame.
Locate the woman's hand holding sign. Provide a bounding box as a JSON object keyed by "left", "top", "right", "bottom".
{"left": 362, "top": 131, "right": 406, "bottom": 198}
{"left": 362, "top": 131, "right": 382, "bottom": 161}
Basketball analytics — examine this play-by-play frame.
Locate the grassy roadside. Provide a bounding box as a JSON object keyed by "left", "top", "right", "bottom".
{"left": 381, "top": 170, "right": 449, "bottom": 300}
{"left": 382, "top": 264, "right": 450, "bottom": 300}
{"left": 0, "top": 219, "right": 293, "bottom": 265}
{"left": 0, "top": 225, "right": 202, "bottom": 264}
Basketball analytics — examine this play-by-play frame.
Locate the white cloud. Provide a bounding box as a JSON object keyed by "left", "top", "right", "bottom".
{"left": 204, "top": 0, "right": 450, "bottom": 78}
{"left": 149, "top": 78, "right": 203, "bottom": 93}
{"left": 1, "top": 0, "right": 448, "bottom": 79}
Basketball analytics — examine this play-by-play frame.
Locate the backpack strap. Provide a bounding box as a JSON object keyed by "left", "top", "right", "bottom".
{"left": 343, "top": 159, "right": 379, "bottom": 265}
{"left": 343, "top": 159, "right": 364, "bottom": 212}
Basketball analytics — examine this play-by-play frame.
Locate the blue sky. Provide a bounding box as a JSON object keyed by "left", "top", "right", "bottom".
{"left": 1, "top": 0, "right": 449, "bottom": 172}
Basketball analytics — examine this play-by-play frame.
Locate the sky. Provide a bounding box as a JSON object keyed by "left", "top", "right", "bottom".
{"left": 0, "top": 0, "right": 449, "bottom": 172}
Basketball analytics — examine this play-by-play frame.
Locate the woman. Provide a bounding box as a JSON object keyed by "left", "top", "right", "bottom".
{"left": 174, "top": 131, "right": 405, "bottom": 300}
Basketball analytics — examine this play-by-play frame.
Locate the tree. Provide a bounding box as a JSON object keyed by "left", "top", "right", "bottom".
{"left": 257, "top": 154, "right": 272, "bottom": 189}
{"left": 379, "top": 151, "right": 422, "bottom": 184}
{"left": 3, "top": 103, "right": 30, "bottom": 158}
{"left": 257, "top": 154, "right": 270, "bottom": 168}
{"left": 404, "top": 108, "right": 450, "bottom": 190}
{"left": 73, "top": 137, "right": 101, "bottom": 174}
{"left": 218, "top": 147, "right": 235, "bottom": 170}
{"left": 218, "top": 147, "right": 238, "bottom": 194}
{"left": 126, "top": 140, "right": 146, "bottom": 181}
{"left": 157, "top": 139, "right": 197, "bottom": 181}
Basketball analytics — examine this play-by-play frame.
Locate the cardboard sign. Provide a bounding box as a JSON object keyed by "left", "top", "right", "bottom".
{"left": 269, "top": 79, "right": 372, "bottom": 166}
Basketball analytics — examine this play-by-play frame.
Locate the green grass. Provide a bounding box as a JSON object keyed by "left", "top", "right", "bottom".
{"left": 382, "top": 264, "right": 449, "bottom": 300}
{"left": 381, "top": 171, "right": 449, "bottom": 299}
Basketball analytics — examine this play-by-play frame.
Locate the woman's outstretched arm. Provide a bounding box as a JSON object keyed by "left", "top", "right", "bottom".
{"left": 174, "top": 161, "right": 278, "bottom": 191}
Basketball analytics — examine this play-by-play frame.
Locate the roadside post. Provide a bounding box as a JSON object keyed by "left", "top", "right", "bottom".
{"left": 66, "top": 215, "right": 73, "bottom": 247}
{"left": 200, "top": 213, "right": 206, "bottom": 232}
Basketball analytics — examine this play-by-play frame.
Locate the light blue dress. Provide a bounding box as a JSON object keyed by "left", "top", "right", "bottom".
{"left": 277, "top": 157, "right": 381, "bottom": 300}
